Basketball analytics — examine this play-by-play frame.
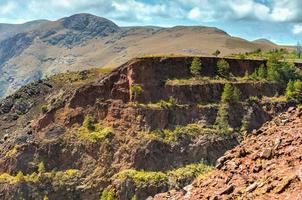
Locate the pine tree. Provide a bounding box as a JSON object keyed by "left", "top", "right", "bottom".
{"left": 293, "top": 80, "right": 302, "bottom": 101}
{"left": 232, "top": 87, "right": 241, "bottom": 102}
{"left": 217, "top": 59, "right": 230, "bottom": 78}
{"left": 221, "top": 83, "right": 240, "bottom": 103}
{"left": 215, "top": 104, "right": 232, "bottom": 134}
{"left": 285, "top": 80, "right": 295, "bottom": 100}
{"left": 190, "top": 57, "right": 202, "bottom": 76}
{"left": 221, "top": 83, "right": 233, "bottom": 103}
{"left": 257, "top": 64, "right": 267, "bottom": 80}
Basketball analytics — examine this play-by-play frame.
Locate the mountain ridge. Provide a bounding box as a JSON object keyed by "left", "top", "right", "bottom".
{"left": 0, "top": 13, "right": 279, "bottom": 99}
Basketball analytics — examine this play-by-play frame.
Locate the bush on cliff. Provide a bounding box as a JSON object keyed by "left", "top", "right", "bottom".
{"left": 286, "top": 80, "right": 302, "bottom": 102}
{"left": 221, "top": 83, "right": 240, "bottom": 103}
{"left": 217, "top": 59, "right": 230, "bottom": 78}
{"left": 130, "top": 84, "right": 143, "bottom": 101}
{"left": 100, "top": 188, "right": 116, "bottom": 200}
{"left": 267, "top": 56, "right": 301, "bottom": 83}
{"left": 190, "top": 57, "right": 202, "bottom": 76}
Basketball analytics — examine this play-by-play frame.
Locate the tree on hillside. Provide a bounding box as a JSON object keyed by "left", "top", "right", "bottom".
{"left": 221, "top": 83, "right": 240, "bottom": 103}
{"left": 217, "top": 59, "right": 230, "bottom": 78}
{"left": 285, "top": 80, "right": 302, "bottom": 102}
{"left": 190, "top": 57, "right": 202, "bottom": 76}
{"left": 267, "top": 55, "right": 280, "bottom": 82}
{"left": 212, "top": 49, "right": 221, "bottom": 57}
{"left": 285, "top": 80, "right": 295, "bottom": 99}
{"left": 257, "top": 64, "right": 267, "bottom": 80}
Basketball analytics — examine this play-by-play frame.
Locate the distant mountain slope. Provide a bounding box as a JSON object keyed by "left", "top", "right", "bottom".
{"left": 0, "top": 13, "right": 280, "bottom": 99}
{"left": 253, "top": 38, "right": 277, "bottom": 46}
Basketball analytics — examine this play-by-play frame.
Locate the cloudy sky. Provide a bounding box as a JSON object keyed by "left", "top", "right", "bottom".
{"left": 0, "top": 0, "right": 301, "bottom": 45}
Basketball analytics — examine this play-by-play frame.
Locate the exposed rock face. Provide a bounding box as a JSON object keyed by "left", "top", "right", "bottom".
{"left": 0, "top": 57, "right": 293, "bottom": 199}
{"left": 153, "top": 107, "right": 302, "bottom": 200}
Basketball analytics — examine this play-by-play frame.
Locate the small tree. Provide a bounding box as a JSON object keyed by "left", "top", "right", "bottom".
{"left": 232, "top": 87, "right": 241, "bottom": 102}
{"left": 285, "top": 80, "right": 295, "bottom": 99}
{"left": 217, "top": 59, "right": 230, "bottom": 78}
{"left": 83, "top": 115, "right": 96, "bottom": 131}
{"left": 267, "top": 56, "right": 281, "bottom": 82}
{"left": 257, "top": 64, "right": 267, "bottom": 80}
{"left": 286, "top": 80, "right": 302, "bottom": 102}
{"left": 130, "top": 84, "right": 143, "bottom": 101}
{"left": 215, "top": 104, "right": 232, "bottom": 134}
{"left": 221, "top": 83, "right": 240, "bottom": 103}
{"left": 293, "top": 80, "right": 302, "bottom": 102}
{"left": 190, "top": 57, "right": 202, "bottom": 76}
{"left": 213, "top": 49, "right": 221, "bottom": 57}
{"left": 38, "top": 162, "right": 45, "bottom": 174}
{"left": 100, "top": 189, "right": 116, "bottom": 200}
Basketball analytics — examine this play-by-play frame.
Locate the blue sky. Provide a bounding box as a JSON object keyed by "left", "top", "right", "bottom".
{"left": 0, "top": 0, "right": 302, "bottom": 45}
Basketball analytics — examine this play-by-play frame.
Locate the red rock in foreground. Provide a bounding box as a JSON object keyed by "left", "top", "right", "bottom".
{"left": 154, "top": 107, "right": 302, "bottom": 200}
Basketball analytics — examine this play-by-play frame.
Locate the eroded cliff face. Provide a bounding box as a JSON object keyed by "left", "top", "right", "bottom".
{"left": 0, "top": 56, "right": 293, "bottom": 200}
{"left": 153, "top": 107, "right": 302, "bottom": 200}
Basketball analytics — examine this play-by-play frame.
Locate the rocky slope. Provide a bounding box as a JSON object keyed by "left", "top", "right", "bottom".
{"left": 0, "top": 13, "right": 279, "bottom": 99}
{"left": 153, "top": 106, "right": 302, "bottom": 200}
{"left": 0, "top": 56, "right": 295, "bottom": 200}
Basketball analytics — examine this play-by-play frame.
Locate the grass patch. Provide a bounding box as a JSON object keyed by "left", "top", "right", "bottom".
{"left": 114, "top": 162, "right": 213, "bottom": 189}
{"left": 166, "top": 77, "right": 269, "bottom": 86}
{"left": 50, "top": 67, "right": 113, "bottom": 86}
{"left": 78, "top": 116, "right": 113, "bottom": 142}
{"left": 5, "top": 145, "right": 20, "bottom": 158}
{"left": 140, "top": 124, "right": 218, "bottom": 144}
{"left": 114, "top": 170, "right": 168, "bottom": 187}
{"left": 137, "top": 97, "right": 184, "bottom": 109}
{"left": 0, "top": 169, "right": 79, "bottom": 185}
{"left": 168, "top": 162, "right": 213, "bottom": 188}
{"left": 262, "top": 96, "right": 288, "bottom": 103}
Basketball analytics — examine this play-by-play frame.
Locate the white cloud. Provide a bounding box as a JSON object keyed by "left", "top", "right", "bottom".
{"left": 1, "top": 0, "right": 302, "bottom": 25}
{"left": 0, "top": 1, "right": 18, "bottom": 15}
{"left": 188, "top": 7, "right": 201, "bottom": 20}
{"left": 292, "top": 24, "right": 302, "bottom": 35}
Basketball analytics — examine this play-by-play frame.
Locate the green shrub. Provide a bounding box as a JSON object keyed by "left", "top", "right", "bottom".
{"left": 79, "top": 116, "right": 113, "bottom": 142}
{"left": 38, "top": 162, "right": 45, "bottom": 174}
{"left": 83, "top": 115, "right": 96, "bottom": 131}
{"left": 286, "top": 80, "right": 302, "bottom": 102}
{"left": 212, "top": 49, "right": 221, "bottom": 57}
{"left": 167, "top": 162, "right": 213, "bottom": 188}
{"left": 141, "top": 124, "right": 217, "bottom": 144}
{"left": 100, "top": 188, "right": 116, "bottom": 200}
{"left": 240, "top": 107, "right": 253, "bottom": 132}
{"left": 217, "top": 59, "right": 230, "bottom": 77}
{"left": 158, "top": 96, "right": 177, "bottom": 109}
{"left": 78, "top": 124, "right": 113, "bottom": 142}
{"left": 131, "top": 195, "right": 137, "bottom": 200}
{"left": 267, "top": 57, "right": 301, "bottom": 83}
{"left": 257, "top": 64, "right": 267, "bottom": 80}
{"left": 214, "top": 104, "right": 232, "bottom": 134}
{"left": 114, "top": 170, "right": 168, "bottom": 187}
{"left": 221, "top": 83, "right": 240, "bottom": 103}
{"left": 41, "top": 105, "right": 48, "bottom": 113}
{"left": 16, "top": 171, "right": 25, "bottom": 182}
{"left": 130, "top": 84, "right": 143, "bottom": 100}
{"left": 247, "top": 96, "right": 260, "bottom": 104}
{"left": 190, "top": 57, "right": 202, "bottom": 76}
